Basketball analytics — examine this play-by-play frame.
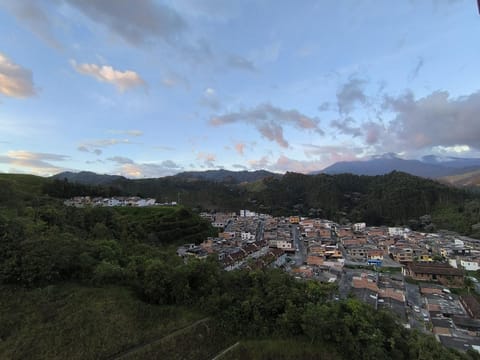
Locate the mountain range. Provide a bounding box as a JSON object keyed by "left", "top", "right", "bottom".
{"left": 52, "top": 154, "right": 480, "bottom": 188}
{"left": 52, "top": 169, "right": 280, "bottom": 187}
{"left": 319, "top": 153, "right": 480, "bottom": 180}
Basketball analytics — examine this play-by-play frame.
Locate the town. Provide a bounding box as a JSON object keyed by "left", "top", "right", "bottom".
{"left": 177, "top": 209, "right": 480, "bottom": 353}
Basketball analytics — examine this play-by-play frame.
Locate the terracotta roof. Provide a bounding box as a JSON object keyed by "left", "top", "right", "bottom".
{"left": 433, "top": 327, "right": 451, "bottom": 336}
{"left": 461, "top": 295, "right": 480, "bottom": 319}
{"left": 408, "top": 263, "right": 463, "bottom": 276}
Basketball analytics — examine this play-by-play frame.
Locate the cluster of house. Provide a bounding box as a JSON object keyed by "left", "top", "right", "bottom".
{"left": 350, "top": 271, "right": 407, "bottom": 320}
{"left": 63, "top": 196, "right": 176, "bottom": 208}
{"left": 264, "top": 217, "right": 295, "bottom": 252}
{"left": 301, "top": 218, "right": 343, "bottom": 267}
{"left": 178, "top": 211, "right": 286, "bottom": 271}
{"left": 177, "top": 210, "right": 480, "bottom": 352}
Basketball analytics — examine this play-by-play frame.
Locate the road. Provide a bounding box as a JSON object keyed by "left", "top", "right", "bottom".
{"left": 405, "top": 282, "right": 426, "bottom": 331}
{"left": 256, "top": 219, "right": 264, "bottom": 242}
{"left": 292, "top": 225, "right": 306, "bottom": 266}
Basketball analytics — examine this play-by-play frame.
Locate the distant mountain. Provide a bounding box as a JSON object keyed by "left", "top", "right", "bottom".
{"left": 52, "top": 171, "right": 126, "bottom": 185}
{"left": 317, "top": 154, "right": 480, "bottom": 179}
{"left": 172, "top": 169, "right": 280, "bottom": 183}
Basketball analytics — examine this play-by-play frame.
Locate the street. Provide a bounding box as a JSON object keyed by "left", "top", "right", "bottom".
{"left": 292, "top": 224, "right": 306, "bottom": 266}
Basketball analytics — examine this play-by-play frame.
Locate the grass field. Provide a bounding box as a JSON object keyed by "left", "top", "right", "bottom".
{"left": 222, "top": 339, "right": 342, "bottom": 360}
{"left": 0, "top": 284, "right": 203, "bottom": 360}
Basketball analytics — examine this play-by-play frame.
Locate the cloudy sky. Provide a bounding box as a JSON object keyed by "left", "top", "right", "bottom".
{"left": 0, "top": 0, "right": 479, "bottom": 177}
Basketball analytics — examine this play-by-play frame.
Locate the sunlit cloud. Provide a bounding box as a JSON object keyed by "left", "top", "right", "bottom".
{"left": 234, "top": 142, "right": 245, "bottom": 156}
{"left": 432, "top": 145, "right": 471, "bottom": 154}
{"left": 0, "top": 150, "right": 69, "bottom": 175}
{"left": 108, "top": 156, "right": 183, "bottom": 178}
{"left": 270, "top": 155, "right": 326, "bottom": 174}
{"left": 196, "top": 152, "right": 216, "bottom": 167}
{"left": 0, "top": 52, "right": 36, "bottom": 98}
{"left": 248, "top": 156, "right": 270, "bottom": 170}
{"left": 71, "top": 60, "right": 147, "bottom": 92}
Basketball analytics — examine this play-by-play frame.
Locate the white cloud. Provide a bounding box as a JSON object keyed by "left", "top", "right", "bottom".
{"left": 78, "top": 138, "right": 136, "bottom": 153}
{"left": 108, "top": 156, "right": 183, "bottom": 178}
{"left": 200, "top": 87, "right": 221, "bottom": 110}
{"left": 432, "top": 145, "right": 471, "bottom": 154}
{"left": 0, "top": 150, "right": 69, "bottom": 175}
{"left": 71, "top": 60, "right": 146, "bottom": 92}
{"left": 108, "top": 129, "right": 144, "bottom": 137}
{"left": 0, "top": 52, "right": 36, "bottom": 98}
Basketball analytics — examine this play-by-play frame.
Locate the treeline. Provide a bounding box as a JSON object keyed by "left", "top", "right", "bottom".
{"left": 41, "top": 172, "right": 479, "bottom": 233}
{"left": 5, "top": 171, "right": 480, "bottom": 236}
{"left": 43, "top": 178, "right": 122, "bottom": 198}
{"left": 95, "top": 172, "right": 480, "bottom": 234}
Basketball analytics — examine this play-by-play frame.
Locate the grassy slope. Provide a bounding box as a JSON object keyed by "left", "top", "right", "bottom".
{"left": 223, "top": 339, "right": 342, "bottom": 360}
{"left": 0, "top": 173, "right": 46, "bottom": 195}
{"left": 441, "top": 170, "right": 480, "bottom": 188}
{"left": 0, "top": 284, "right": 203, "bottom": 360}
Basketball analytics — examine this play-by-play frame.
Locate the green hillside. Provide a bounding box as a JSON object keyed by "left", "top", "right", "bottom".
{"left": 6, "top": 169, "right": 480, "bottom": 236}
{"left": 1, "top": 173, "right": 480, "bottom": 359}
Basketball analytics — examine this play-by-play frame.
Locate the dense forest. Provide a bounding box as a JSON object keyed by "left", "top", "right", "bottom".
{"left": 50, "top": 170, "right": 480, "bottom": 237}
{"left": 1, "top": 173, "right": 479, "bottom": 359}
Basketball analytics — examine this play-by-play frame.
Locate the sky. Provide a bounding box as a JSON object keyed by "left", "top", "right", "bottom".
{"left": 0, "top": 0, "right": 479, "bottom": 178}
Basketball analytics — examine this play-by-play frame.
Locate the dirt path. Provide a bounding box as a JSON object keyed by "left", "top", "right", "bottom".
{"left": 211, "top": 341, "right": 240, "bottom": 360}
{"left": 106, "top": 317, "right": 210, "bottom": 360}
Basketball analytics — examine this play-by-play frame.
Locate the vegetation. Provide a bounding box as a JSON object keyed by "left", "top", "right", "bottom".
{"left": 49, "top": 170, "right": 480, "bottom": 236}
{"left": 0, "top": 285, "right": 202, "bottom": 360}
{"left": 1, "top": 173, "right": 480, "bottom": 359}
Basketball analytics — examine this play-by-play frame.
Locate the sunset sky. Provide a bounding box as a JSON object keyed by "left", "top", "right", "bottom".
{"left": 0, "top": 0, "right": 479, "bottom": 177}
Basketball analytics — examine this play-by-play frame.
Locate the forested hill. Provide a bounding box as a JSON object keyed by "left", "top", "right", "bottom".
{"left": 1, "top": 172, "right": 479, "bottom": 359}
{"left": 246, "top": 171, "right": 476, "bottom": 230}
{"left": 10, "top": 170, "right": 480, "bottom": 237}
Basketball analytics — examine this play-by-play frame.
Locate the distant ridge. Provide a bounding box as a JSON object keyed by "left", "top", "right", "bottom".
{"left": 315, "top": 154, "right": 480, "bottom": 179}
{"left": 52, "top": 171, "right": 126, "bottom": 185}
{"left": 441, "top": 169, "right": 480, "bottom": 188}
{"left": 172, "top": 169, "right": 280, "bottom": 183}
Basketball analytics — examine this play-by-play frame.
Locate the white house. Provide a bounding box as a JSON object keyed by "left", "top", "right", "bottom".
{"left": 354, "top": 223, "right": 366, "bottom": 232}
{"left": 460, "top": 260, "right": 480, "bottom": 271}
{"left": 241, "top": 231, "right": 256, "bottom": 241}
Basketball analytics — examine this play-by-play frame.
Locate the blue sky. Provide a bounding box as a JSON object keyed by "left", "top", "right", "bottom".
{"left": 0, "top": 0, "right": 479, "bottom": 177}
